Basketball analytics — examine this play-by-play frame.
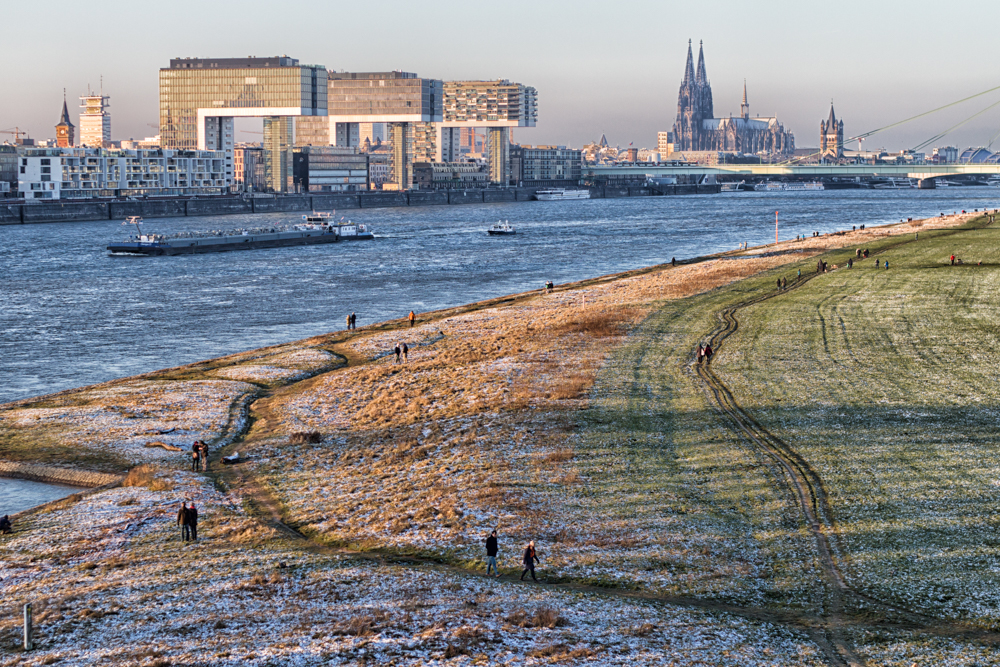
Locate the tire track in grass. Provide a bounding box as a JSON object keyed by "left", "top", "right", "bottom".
{"left": 692, "top": 224, "right": 1000, "bottom": 665}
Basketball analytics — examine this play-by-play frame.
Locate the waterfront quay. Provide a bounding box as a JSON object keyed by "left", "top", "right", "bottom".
{"left": 0, "top": 183, "right": 720, "bottom": 225}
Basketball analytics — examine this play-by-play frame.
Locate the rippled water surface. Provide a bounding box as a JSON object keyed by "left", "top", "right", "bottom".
{"left": 0, "top": 478, "right": 85, "bottom": 515}
{"left": 2, "top": 189, "right": 998, "bottom": 403}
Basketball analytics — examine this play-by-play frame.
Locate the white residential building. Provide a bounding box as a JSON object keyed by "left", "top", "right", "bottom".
{"left": 18, "top": 147, "right": 227, "bottom": 200}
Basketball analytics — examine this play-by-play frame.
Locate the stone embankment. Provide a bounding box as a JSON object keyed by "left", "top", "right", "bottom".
{"left": 0, "top": 460, "right": 121, "bottom": 488}
{"left": 0, "top": 183, "right": 720, "bottom": 225}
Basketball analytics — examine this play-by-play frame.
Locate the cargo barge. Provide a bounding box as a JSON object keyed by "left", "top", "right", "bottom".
{"left": 107, "top": 214, "right": 373, "bottom": 256}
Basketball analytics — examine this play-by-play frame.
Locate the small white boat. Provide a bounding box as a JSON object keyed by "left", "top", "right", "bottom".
{"left": 535, "top": 188, "right": 591, "bottom": 201}
{"left": 487, "top": 220, "right": 516, "bottom": 236}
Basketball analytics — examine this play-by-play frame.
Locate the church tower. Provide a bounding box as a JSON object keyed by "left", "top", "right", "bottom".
{"left": 820, "top": 103, "right": 844, "bottom": 159}
{"left": 740, "top": 80, "right": 749, "bottom": 120}
{"left": 55, "top": 90, "right": 75, "bottom": 148}
{"left": 673, "top": 40, "right": 714, "bottom": 151}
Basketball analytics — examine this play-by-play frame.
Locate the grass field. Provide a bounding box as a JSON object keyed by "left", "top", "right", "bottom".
{"left": 714, "top": 220, "right": 1000, "bottom": 629}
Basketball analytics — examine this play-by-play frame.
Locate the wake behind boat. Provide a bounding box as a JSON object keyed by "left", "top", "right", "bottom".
{"left": 108, "top": 214, "right": 373, "bottom": 256}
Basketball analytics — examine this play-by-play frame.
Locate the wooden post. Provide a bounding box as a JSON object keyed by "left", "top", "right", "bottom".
{"left": 23, "top": 603, "right": 32, "bottom": 651}
{"left": 775, "top": 210, "right": 779, "bottom": 245}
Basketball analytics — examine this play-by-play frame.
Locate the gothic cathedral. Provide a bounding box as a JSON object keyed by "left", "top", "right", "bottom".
{"left": 671, "top": 41, "right": 794, "bottom": 157}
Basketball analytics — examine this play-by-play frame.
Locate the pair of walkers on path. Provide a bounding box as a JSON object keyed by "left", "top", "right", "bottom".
{"left": 345, "top": 312, "right": 357, "bottom": 330}
{"left": 483, "top": 528, "right": 541, "bottom": 582}
{"left": 191, "top": 440, "right": 209, "bottom": 472}
{"left": 177, "top": 502, "right": 199, "bottom": 542}
{"left": 393, "top": 342, "right": 409, "bottom": 364}
{"left": 697, "top": 343, "right": 713, "bottom": 364}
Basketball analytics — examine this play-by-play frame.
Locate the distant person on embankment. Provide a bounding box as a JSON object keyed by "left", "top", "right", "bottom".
{"left": 177, "top": 502, "right": 190, "bottom": 542}
{"left": 951, "top": 254, "right": 956, "bottom": 265}
{"left": 191, "top": 443, "right": 200, "bottom": 472}
{"left": 0, "top": 514, "right": 12, "bottom": 534}
{"left": 408, "top": 310, "right": 416, "bottom": 328}
{"left": 188, "top": 503, "right": 199, "bottom": 541}
{"left": 401, "top": 342, "right": 409, "bottom": 363}
{"left": 520, "top": 540, "right": 539, "bottom": 582}
{"left": 346, "top": 314, "right": 351, "bottom": 330}
{"left": 393, "top": 344, "right": 401, "bottom": 364}
{"left": 486, "top": 529, "right": 500, "bottom": 577}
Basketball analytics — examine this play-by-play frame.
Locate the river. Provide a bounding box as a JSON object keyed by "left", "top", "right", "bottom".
{"left": 1, "top": 188, "right": 997, "bottom": 404}
{"left": 0, "top": 478, "right": 85, "bottom": 515}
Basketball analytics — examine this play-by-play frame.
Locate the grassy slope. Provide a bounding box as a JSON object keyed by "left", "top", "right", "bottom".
{"left": 713, "top": 219, "right": 1000, "bottom": 628}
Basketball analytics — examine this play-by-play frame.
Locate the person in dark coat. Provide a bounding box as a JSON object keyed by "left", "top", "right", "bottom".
{"left": 188, "top": 503, "right": 198, "bottom": 541}
{"left": 401, "top": 342, "right": 409, "bottom": 363}
{"left": 393, "top": 344, "right": 401, "bottom": 364}
{"left": 191, "top": 443, "right": 200, "bottom": 472}
{"left": 0, "top": 514, "right": 12, "bottom": 534}
{"left": 177, "top": 503, "right": 190, "bottom": 542}
{"left": 486, "top": 529, "right": 499, "bottom": 577}
{"left": 704, "top": 343, "right": 713, "bottom": 361}
{"left": 199, "top": 441, "right": 209, "bottom": 472}
{"left": 520, "top": 541, "right": 539, "bottom": 581}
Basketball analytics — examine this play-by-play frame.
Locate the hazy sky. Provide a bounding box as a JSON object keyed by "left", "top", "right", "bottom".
{"left": 3, "top": 0, "right": 1000, "bottom": 152}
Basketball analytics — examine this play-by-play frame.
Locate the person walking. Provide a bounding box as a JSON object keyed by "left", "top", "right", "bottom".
{"left": 781, "top": 277, "right": 787, "bottom": 289}
{"left": 671, "top": 257, "right": 676, "bottom": 267}
{"left": 520, "top": 540, "right": 539, "bottom": 581}
{"left": 393, "top": 344, "right": 401, "bottom": 364}
{"left": 486, "top": 529, "right": 500, "bottom": 577}
{"left": 346, "top": 314, "right": 351, "bottom": 331}
{"left": 408, "top": 310, "right": 416, "bottom": 328}
{"left": 177, "top": 502, "right": 190, "bottom": 542}
{"left": 951, "top": 254, "right": 955, "bottom": 266}
{"left": 401, "top": 342, "right": 409, "bottom": 363}
{"left": 797, "top": 268, "right": 801, "bottom": 279}
{"left": 199, "top": 441, "right": 209, "bottom": 472}
{"left": 875, "top": 258, "right": 880, "bottom": 268}
{"left": 777, "top": 278, "right": 782, "bottom": 290}
{"left": 697, "top": 344, "right": 705, "bottom": 364}
{"left": 191, "top": 443, "right": 200, "bottom": 472}
{"left": 848, "top": 258, "right": 853, "bottom": 269}
{"left": 188, "top": 503, "right": 198, "bottom": 541}
{"left": 0, "top": 514, "right": 12, "bottom": 535}
{"left": 704, "top": 343, "right": 713, "bottom": 362}
{"left": 884, "top": 260, "right": 889, "bottom": 270}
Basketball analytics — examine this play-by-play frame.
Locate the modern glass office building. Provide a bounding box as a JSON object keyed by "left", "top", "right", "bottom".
{"left": 158, "top": 56, "right": 327, "bottom": 191}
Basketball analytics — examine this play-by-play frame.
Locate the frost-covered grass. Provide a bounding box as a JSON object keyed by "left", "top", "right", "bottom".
{"left": 0, "top": 345, "right": 337, "bottom": 470}
{"left": 0, "top": 472, "right": 830, "bottom": 666}
{"left": 714, "top": 220, "right": 1000, "bottom": 630}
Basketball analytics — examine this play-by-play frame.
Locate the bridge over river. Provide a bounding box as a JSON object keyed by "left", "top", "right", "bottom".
{"left": 588, "top": 163, "right": 1000, "bottom": 185}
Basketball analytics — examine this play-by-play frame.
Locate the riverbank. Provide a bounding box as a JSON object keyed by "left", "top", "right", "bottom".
{"left": 0, "top": 184, "right": 720, "bottom": 225}
{"left": 1, "top": 210, "right": 992, "bottom": 665}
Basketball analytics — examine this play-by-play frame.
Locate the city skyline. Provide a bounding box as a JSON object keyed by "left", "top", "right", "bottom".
{"left": 3, "top": 0, "right": 1000, "bottom": 153}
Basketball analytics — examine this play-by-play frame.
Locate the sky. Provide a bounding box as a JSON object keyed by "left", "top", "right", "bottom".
{"left": 3, "top": 0, "right": 1000, "bottom": 153}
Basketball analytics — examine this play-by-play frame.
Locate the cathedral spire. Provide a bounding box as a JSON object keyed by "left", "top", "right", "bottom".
{"left": 695, "top": 40, "right": 707, "bottom": 84}
{"left": 682, "top": 39, "right": 695, "bottom": 84}
{"left": 741, "top": 80, "right": 749, "bottom": 119}
{"left": 827, "top": 101, "right": 837, "bottom": 126}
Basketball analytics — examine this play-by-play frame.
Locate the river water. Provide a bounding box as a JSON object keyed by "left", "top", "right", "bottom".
{"left": 0, "top": 478, "right": 85, "bottom": 515}
{"left": 2, "top": 188, "right": 998, "bottom": 405}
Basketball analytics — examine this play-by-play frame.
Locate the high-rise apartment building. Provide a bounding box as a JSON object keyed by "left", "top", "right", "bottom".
{"left": 158, "top": 56, "right": 327, "bottom": 191}
{"left": 233, "top": 145, "right": 266, "bottom": 191}
{"left": 79, "top": 93, "right": 111, "bottom": 148}
{"left": 439, "top": 80, "right": 537, "bottom": 184}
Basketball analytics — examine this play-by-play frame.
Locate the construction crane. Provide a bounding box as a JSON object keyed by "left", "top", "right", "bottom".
{"left": 0, "top": 127, "right": 29, "bottom": 143}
